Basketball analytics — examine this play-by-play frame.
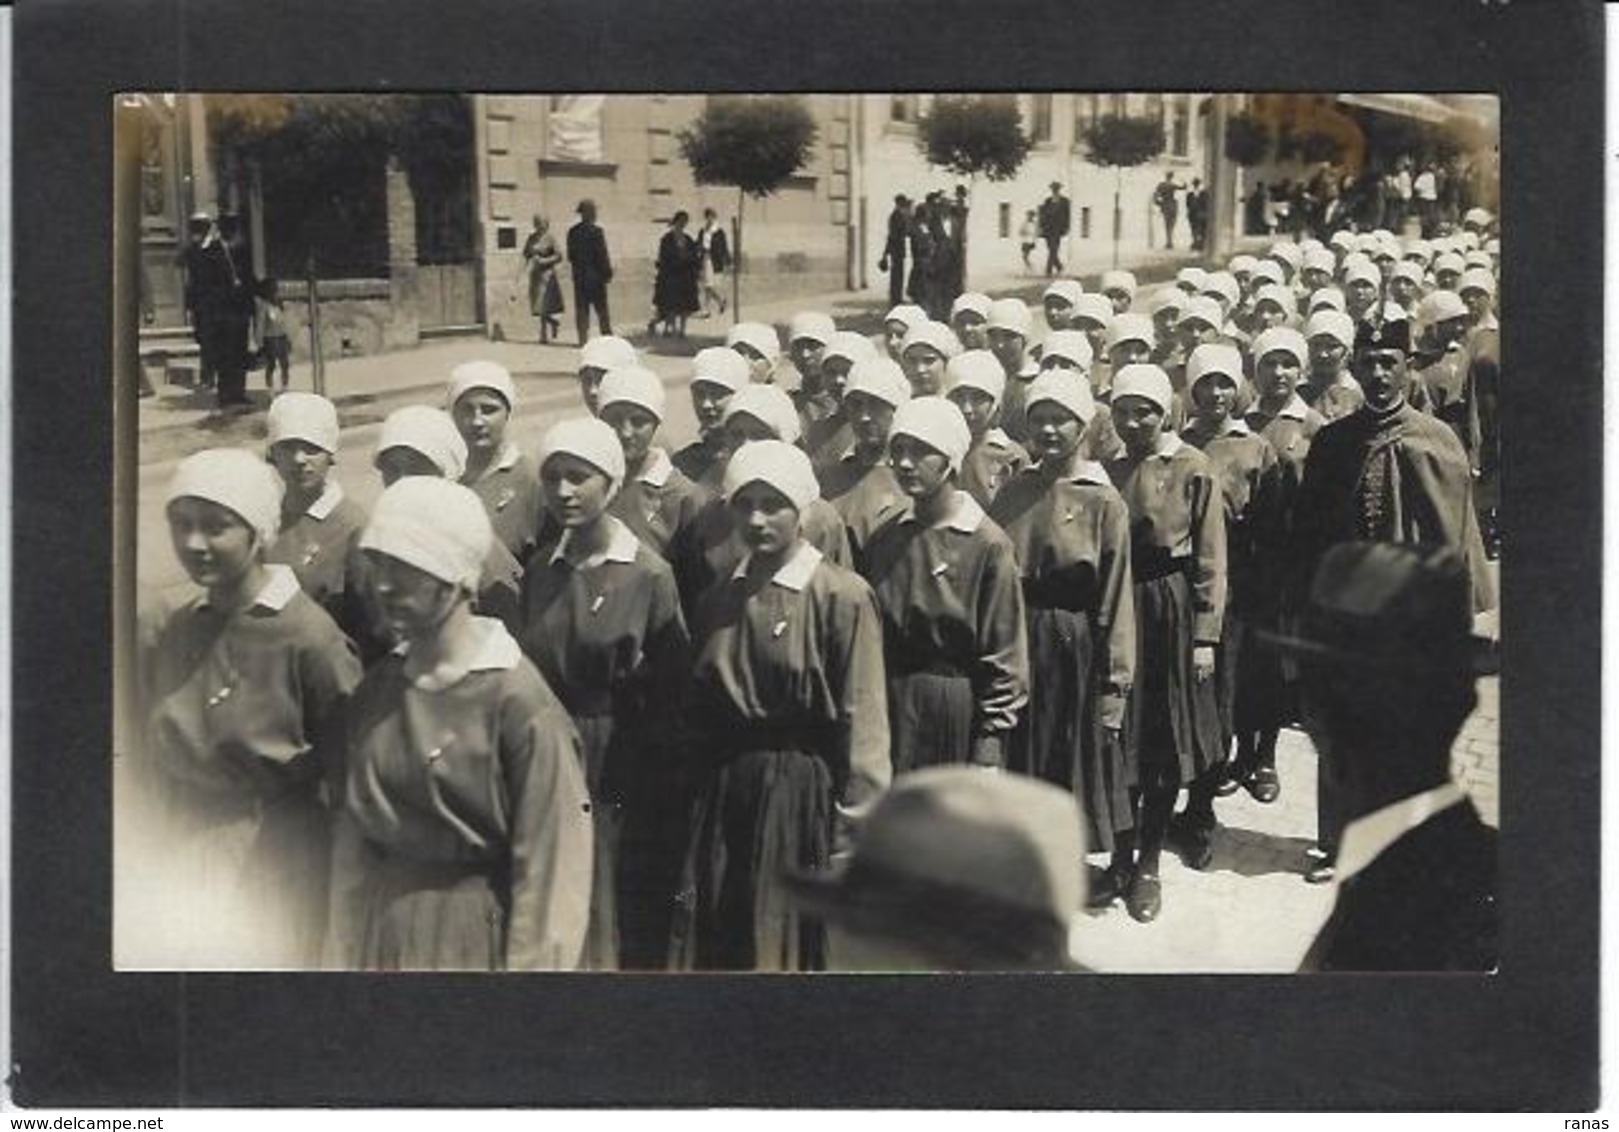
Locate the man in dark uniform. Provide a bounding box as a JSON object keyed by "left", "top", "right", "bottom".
{"left": 1289, "top": 306, "right": 1496, "bottom": 883}
{"left": 878, "top": 194, "right": 911, "bottom": 308}
{"left": 1263, "top": 542, "right": 1497, "bottom": 972}
{"left": 1185, "top": 177, "right": 1208, "bottom": 251}
{"left": 1037, "top": 182, "right": 1070, "bottom": 276}
{"left": 178, "top": 209, "right": 254, "bottom": 409}
{"left": 566, "top": 199, "right": 614, "bottom": 344}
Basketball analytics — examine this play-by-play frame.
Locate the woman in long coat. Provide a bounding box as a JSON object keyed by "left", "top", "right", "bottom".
{"left": 328, "top": 477, "right": 593, "bottom": 971}
{"left": 671, "top": 441, "right": 891, "bottom": 971}
{"left": 521, "top": 418, "right": 692, "bottom": 970}
{"left": 651, "top": 210, "right": 701, "bottom": 338}
{"left": 522, "top": 214, "right": 564, "bottom": 343}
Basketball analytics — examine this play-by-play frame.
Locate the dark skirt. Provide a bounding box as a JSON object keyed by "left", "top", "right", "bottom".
{"left": 354, "top": 853, "right": 508, "bottom": 971}
{"left": 1009, "top": 606, "right": 1132, "bottom": 855}
{"left": 888, "top": 669, "right": 975, "bottom": 774}
{"left": 669, "top": 746, "right": 833, "bottom": 972}
{"left": 575, "top": 713, "right": 623, "bottom": 971}
{"left": 1123, "top": 571, "right": 1226, "bottom": 791}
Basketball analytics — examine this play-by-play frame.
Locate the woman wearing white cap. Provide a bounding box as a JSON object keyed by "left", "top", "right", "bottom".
{"left": 987, "top": 371, "right": 1135, "bottom": 861}
{"left": 522, "top": 418, "right": 691, "bottom": 970}
{"left": 262, "top": 392, "right": 368, "bottom": 636}
{"left": 1180, "top": 344, "right": 1281, "bottom": 809}
{"left": 447, "top": 360, "right": 541, "bottom": 561}
{"left": 949, "top": 291, "right": 992, "bottom": 351}
{"left": 1103, "top": 364, "right": 1227, "bottom": 923}
{"left": 137, "top": 448, "right": 361, "bottom": 966}
{"left": 576, "top": 335, "right": 640, "bottom": 417}
{"left": 1099, "top": 270, "right": 1136, "bottom": 316}
{"left": 1300, "top": 310, "right": 1366, "bottom": 423}
{"left": 862, "top": 397, "right": 1029, "bottom": 774}
{"left": 677, "top": 385, "right": 853, "bottom": 611}
{"left": 817, "top": 357, "right": 911, "bottom": 566}
{"left": 595, "top": 366, "right": 709, "bottom": 573}
{"left": 671, "top": 440, "right": 891, "bottom": 970}
{"left": 946, "top": 350, "right": 1029, "bottom": 509}
{"left": 898, "top": 320, "right": 962, "bottom": 397}
{"left": 328, "top": 477, "right": 593, "bottom": 971}
{"left": 801, "top": 331, "right": 877, "bottom": 475}
{"left": 1412, "top": 292, "right": 1482, "bottom": 460}
{"left": 984, "top": 298, "right": 1040, "bottom": 446}
{"left": 1042, "top": 279, "right": 1084, "bottom": 333}
{"left": 672, "top": 346, "right": 751, "bottom": 487}
{"left": 881, "top": 303, "right": 928, "bottom": 363}
{"left": 786, "top": 312, "right": 838, "bottom": 429}
{"left": 726, "top": 321, "right": 782, "bottom": 385}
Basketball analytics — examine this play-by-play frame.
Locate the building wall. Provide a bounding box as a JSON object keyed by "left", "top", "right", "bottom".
{"left": 855, "top": 93, "right": 1216, "bottom": 288}
{"left": 477, "top": 95, "right": 856, "bottom": 340}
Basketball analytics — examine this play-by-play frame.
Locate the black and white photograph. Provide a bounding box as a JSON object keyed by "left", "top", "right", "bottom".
{"left": 113, "top": 91, "right": 1503, "bottom": 976}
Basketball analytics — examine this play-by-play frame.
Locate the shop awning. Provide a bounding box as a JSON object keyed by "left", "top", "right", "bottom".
{"left": 1336, "top": 93, "right": 1459, "bottom": 124}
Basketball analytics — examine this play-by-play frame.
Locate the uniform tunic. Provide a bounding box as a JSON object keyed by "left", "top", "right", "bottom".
{"left": 1414, "top": 344, "right": 1482, "bottom": 470}
{"left": 264, "top": 481, "right": 368, "bottom": 637}
{"left": 802, "top": 410, "right": 856, "bottom": 476}
{"left": 464, "top": 443, "right": 543, "bottom": 562}
{"left": 139, "top": 565, "right": 361, "bottom": 967}
{"left": 329, "top": 618, "right": 593, "bottom": 971}
{"left": 520, "top": 519, "right": 691, "bottom": 970}
{"left": 672, "top": 435, "right": 726, "bottom": 487}
{"left": 672, "top": 543, "right": 891, "bottom": 971}
{"left": 991, "top": 461, "right": 1136, "bottom": 850}
{"left": 959, "top": 427, "right": 1028, "bottom": 509}
{"left": 678, "top": 489, "right": 853, "bottom": 615}
{"left": 608, "top": 446, "right": 709, "bottom": 579}
{"left": 996, "top": 363, "right": 1042, "bottom": 445}
{"left": 861, "top": 493, "right": 1029, "bottom": 774}
{"left": 1300, "top": 370, "right": 1365, "bottom": 423}
{"left": 1107, "top": 436, "right": 1228, "bottom": 789}
{"left": 817, "top": 449, "right": 909, "bottom": 568}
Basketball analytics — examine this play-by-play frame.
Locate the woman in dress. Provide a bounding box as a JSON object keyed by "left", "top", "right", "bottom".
{"left": 522, "top": 214, "right": 564, "bottom": 343}
{"left": 137, "top": 448, "right": 361, "bottom": 967}
{"left": 448, "top": 360, "right": 542, "bottom": 562}
{"left": 595, "top": 366, "right": 709, "bottom": 569}
{"left": 671, "top": 441, "right": 891, "bottom": 970}
{"left": 862, "top": 397, "right": 1029, "bottom": 773}
{"left": 521, "top": 418, "right": 691, "bottom": 970}
{"left": 672, "top": 347, "right": 752, "bottom": 487}
{"left": 945, "top": 350, "right": 1028, "bottom": 510}
{"left": 650, "top": 210, "right": 701, "bottom": 339}
{"left": 327, "top": 477, "right": 593, "bottom": 970}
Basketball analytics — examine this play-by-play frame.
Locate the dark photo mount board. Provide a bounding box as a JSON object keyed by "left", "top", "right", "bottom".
{"left": 9, "top": 0, "right": 1602, "bottom": 1110}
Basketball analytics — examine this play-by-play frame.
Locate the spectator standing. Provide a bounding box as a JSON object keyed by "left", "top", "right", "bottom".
{"left": 878, "top": 195, "right": 911, "bottom": 308}
{"left": 1153, "top": 172, "right": 1181, "bottom": 250}
{"left": 522, "top": 214, "right": 564, "bottom": 344}
{"left": 1186, "top": 178, "right": 1208, "bottom": 251}
{"left": 567, "top": 199, "right": 614, "bottom": 345}
{"left": 1037, "top": 182, "right": 1071, "bottom": 275}
{"left": 696, "top": 207, "right": 730, "bottom": 318}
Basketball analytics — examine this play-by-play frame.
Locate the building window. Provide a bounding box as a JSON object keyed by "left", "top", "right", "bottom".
{"left": 1144, "top": 93, "right": 1165, "bottom": 127}
{"left": 1030, "top": 94, "right": 1053, "bottom": 143}
{"left": 1109, "top": 93, "right": 1127, "bottom": 117}
{"left": 890, "top": 95, "right": 920, "bottom": 124}
{"left": 1081, "top": 206, "right": 1092, "bottom": 240}
{"left": 998, "top": 202, "right": 1011, "bottom": 238}
{"left": 1171, "top": 94, "right": 1192, "bottom": 156}
{"left": 1074, "top": 94, "right": 1102, "bottom": 150}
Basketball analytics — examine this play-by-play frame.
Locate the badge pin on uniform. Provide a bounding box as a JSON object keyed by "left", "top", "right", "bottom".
{"left": 590, "top": 594, "right": 606, "bottom": 615}
{"left": 771, "top": 618, "right": 789, "bottom": 638}
{"left": 302, "top": 544, "right": 321, "bottom": 566}
{"left": 495, "top": 488, "right": 515, "bottom": 511}
{"left": 425, "top": 732, "right": 456, "bottom": 765}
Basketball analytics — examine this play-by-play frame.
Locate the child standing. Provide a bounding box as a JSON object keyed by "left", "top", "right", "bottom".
{"left": 255, "top": 277, "right": 292, "bottom": 391}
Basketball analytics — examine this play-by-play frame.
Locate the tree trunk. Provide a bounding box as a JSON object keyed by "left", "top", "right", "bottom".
{"left": 1112, "top": 166, "right": 1123, "bottom": 268}
{"left": 731, "top": 187, "right": 743, "bottom": 320}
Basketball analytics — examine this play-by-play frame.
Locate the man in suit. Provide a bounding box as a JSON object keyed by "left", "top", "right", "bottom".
{"left": 178, "top": 210, "right": 254, "bottom": 409}
{"left": 878, "top": 195, "right": 911, "bottom": 308}
{"left": 1036, "top": 182, "right": 1070, "bottom": 276}
{"left": 1263, "top": 541, "right": 1497, "bottom": 971}
{"left": 566, "top": 198, "right": 614, "bottom": 344}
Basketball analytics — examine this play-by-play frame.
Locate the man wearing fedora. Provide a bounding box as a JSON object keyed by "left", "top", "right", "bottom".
{"left": 785, "top": 767, "right": 1086, "bottom": 971}
{"left": 1265, "top": 542, "right": 1497, "bottom": 972}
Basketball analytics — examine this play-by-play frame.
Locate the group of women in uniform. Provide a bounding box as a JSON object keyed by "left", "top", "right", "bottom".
{"left": 129, "top": 219, "right": 1501, "bottom": 970}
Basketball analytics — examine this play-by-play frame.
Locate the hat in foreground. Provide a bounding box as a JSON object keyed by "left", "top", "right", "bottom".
{"left": 784, "top": 766, "right": 1086, "bottom": 970}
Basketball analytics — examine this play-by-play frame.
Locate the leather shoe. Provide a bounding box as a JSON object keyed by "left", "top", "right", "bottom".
{"left": 1245, "top": 766, "right": 1281, "bottom": 804}
{"left": 1213, "top": 768, "right": 1243, "bottom": 797}
{"left": 1087, "top": 863, "right": 1132, "bottom": 909}
{"left": 1305, "top": 861, "right": 1336, "bottom": 884}
{"left": 1126, "top": 873, "right": 1162, "bottom": 923}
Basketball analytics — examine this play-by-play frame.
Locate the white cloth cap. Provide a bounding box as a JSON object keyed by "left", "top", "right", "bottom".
{"left": 1268, "top": 242, "right": 1303, "bottom": 271}
{"left": 1305, "top": 310, "right": 1357, "bottom": 349}
{"left": 727, "top": 321, "right": 782, "bottom": 363}
{"left": 446, "top": 359, "right": 517, "bottom": 411}
{"left": 1464, "top": 207, "right": 1493, "bottom": 228}
{"left": 1390, "top": 261, "right": 1425, "bottom": 286}
{"left": 1185, "top": 343, "right": 1245, "bottom": 393}
{"left": 723, "top": 439, "right": 820, "bottom": 511}
{"left": 538, "top": 416, "right": 626, "bottom": 494}
{"left": 1418, "top": 290, "right": 1469, "bottom": 325}
{"left": 1229, "top": 254, "right": 1259, "bottom": 275}
{"left": 1342, "top": 260, "right": 1381, "bottom": 289}
{"left": 1107, "top": 312, "right": 1157, "bottom": 349}
{"left": 376, "top": 406, "right": 469, "bottom": 480}
{"left": 901, "top": 320, "right": 962, "bottom": 359}
{"left": 1329, "top": 230, "right": 1355, "bottom": 250}
{"left": 1308, "top": 287, "right": 1347, "bottom": 314}
{"left": 950, "top": 292, "right": 993, "bottom": 321}
{"left": 1175, "top": 266, "right": 1208, "bottom": 291}
{"left": 1177, "top": 295, "right": 1225, "bottom": 329}
{"left": 1248, "top": 260, "right": 1286, "bottom": 288}
{"left": 1484, "top": 238, "right": 1500, "bottom": 256}
{"left": 597, "top": 365, "right": 666, "bottom": 422}
{"left": 691, "top": 345, "right": 752, "bottom": 393}
{"left": 890, "top": 396, "right": 973, "bottom": 472}
{"left": 359, "top": 477, "right": 493, "bottom": 591}
{"left": 1042, "top": 279, "right": 1085, "bottom": 308}
{"left": 1100, "top": 269, "right": 1137, "bottom": 296}
{"left": 1070, "top": 294, "right": 1115, "bottom": 329}
{"left": 1433, "top": 252, "right": 1467, "bottom": 276}
{"left": 986, "top": 298, "right": 1032, "bottom": 336}
{"left": 1302, "top": 247, "right": 1337, "bottom": 274}
{"left": 1251, "top": 284, "right": 1297, "bottom": 314}
{"left": 166, "top": 447, "right": 285, "bottom": 549}
{"left": 580, "top": 335, "right": 639, "bottom": 371}
{"left": 1252, "top": 327, "right": 1309, "bottom": 369}
{"left": 266, "top": 392, "right": 339, "bottom": 454}
{"left": 1147, "top": 288, "right": 1185, "bottom": 317}
{"left": 823, "top": 331, "right": 880, "bottom": 368}
{"left": 1201, "top": 271, "right": 1241, "bottom": 308}
{"left": 884, "top": 303, "right": 929, "bottom": 331}
{"left": 946, "top": 350, "right": 1006, "bottom": 405}
{"left": 1458, "top": 268, "right": 1496, "bottom": 297}
{"left": 844, "top": 357, "right": 912, "bottom": 409}
{"left": 788, "top": 311, "right": 837, "bottom": 346}
{"left": 723, "top": 383, "right": 802, "bottom": 442}
{"left": 1463, "top": 251, "right": 1493, "bottom": 272}
{"left": 1039, "top": 330, "right": 1095, "bottom": 370}
{"left": 1110, "top": 364, "right": 1175, "bottom": 415}
{"left": 1024, "top": 369, "right": 1097, "bottom": 427}
{"left": 1403, "top": 239, "right": 1433, "bottom": 262}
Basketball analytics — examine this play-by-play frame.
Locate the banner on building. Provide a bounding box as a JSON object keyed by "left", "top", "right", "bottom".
{"left": 549, "top": 95, "right": 606, "bottom": 164}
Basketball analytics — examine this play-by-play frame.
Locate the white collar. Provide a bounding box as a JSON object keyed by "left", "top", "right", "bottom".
{"left": 394, "top": 617, "right": 523, "bottom": 690}
{"left": 981, "top": 426, "right": 1016, "bottom": 448}
{"left": 1335, "top": 782, "right": 1468, "bottom": 885}
{"left": 549, "top": 516, "right": 641, "bottom": 567}
{"left": 1033, "top": 457, "right": 1110, "bottom": 486}
{"left": 1187, "top": 418, "right": 1250, "bottom": 439}
{"left": 731, "top": 540, "right": 824, "bottom": 592}
{"left": 494, "top": 442, "right": 523, "bottom": 473}
{"left": 1152, "top": 433, "right": 1185, "bottom": 460}
{"left": 635, "top": 446, "right": 674, "bottom": 487}
{"left": 902, "top": 490, "right": 985, "bottom": 533}
{"left": 1272, "top": 393, "right": 1312, "bottom": 422}
{"left": 305, "top": 479, "right": 345, "bottom": 521}
{"left": 199, "top": 563, "right": 300, "bottom": 614}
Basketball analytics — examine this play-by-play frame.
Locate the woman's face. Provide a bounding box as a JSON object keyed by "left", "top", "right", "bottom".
{"left": 578, "top": 368, "right": 606, "bottom": 416}
{"left": 1109, "top": 340, "right": 1152, "bottom": 369}
{"left": 452, "top": 390, "right": 511, "bottom": 455}
{"left": 691, "top": 380, "right": 734, "bottom": 434}
{"left": 1389, "top": 277, "right": 1418, "bottom": 306}
{"left": 902, "top": 345, "right": 947, "bottom": 396}
{"left": 947, "top": 387, "right": 996, "bottom": 437}
{"left": 843, "top": 391, "right": 897, "bottom": 450}
{"left": 733, "top": 343, "right": 774, "bottom": 383}
{"left": 1191, "top": 374, "right": 1239, "bottom": 422}
{"left": 952, "top": 315, "right": 987, "bottom": 351}
{"left": 540, "top": 452, "right": 614, "bottom": 529}
{"left": 268, "top": 439, "right": 333, "bottom": 499}
{"left": 1025, "top": 400, "right": 1083, "bottom": 464}
{"left": 884, "top": 321, "right": 909, "bottom": 358}
{"left": 376, "top": 448, "right": 443, "bottom": 488}
{"left": 1347, "top": 280, "right": 1379, "bottom": 315}
{"left": 1461, "top": 288, "right": 1493, "bottom": 325}
{"left": 1256, "top": 351, "right": 1303, "bottom": 401}
{"left": 1309, "top": 335, "right": 1348, "bottom": 377}
{"left": 1105, "top": 290, "right": 1132, "bottom": 315}
{"left": 167, "top": 496, "right": 258, "bottom": 591}
{"left": 1152, "top": 309, "right": 1180, "bottom": 343}
{"left": 986, "top": 328, "right": 1025, "bottom": 374}
{"left": 1111, "top": 394, "right": 1167, "bottom": 456}
{"left": 820, "top": 359, "right": 853, "bottom": 401}
{"left": 789, "top": 339, "right": 825, "bottom": 381}
{"left": 601, "top": 402, "right": 659, "bottom": 466}
{"left": 1042, "top": 299, "right": 1073, "bottom": 329}
{"left": 1254, "top": 303, "right": 1288, "bottom": 330}
{"left": 364, "top": 550, "right": 461, "bottom": 642}
{"left": 730, "top": 482, "right": 801, "bottom": 558}
{"left": 889, "top": 434, "right": 953, "bottom": 499}
{"left": 723, "top": 414, "right": 779, "bottom": 452}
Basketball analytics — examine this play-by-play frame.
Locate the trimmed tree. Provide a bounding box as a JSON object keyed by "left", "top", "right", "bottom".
{"left": 1082, "top": 113, "right": 1167, "bottom": 266}
{"left": 1224, "top": 110, "right": 1272, "bottom": 168}
{"left": 678, "top": 95, "right": 819, "bottom": 319}
{"left": 914, "top": 94, "right": 1034, "bottom": 280}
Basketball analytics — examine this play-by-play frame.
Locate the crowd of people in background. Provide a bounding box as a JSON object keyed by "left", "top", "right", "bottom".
{"left": 135, "top": 183, "right": 1502, "bottom": 974}
{"left": 1247, "top": 153, "right": 1491, "bottom": 243}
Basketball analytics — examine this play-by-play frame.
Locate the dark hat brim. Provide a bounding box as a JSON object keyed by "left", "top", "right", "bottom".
{"left": 1254, "top": 626, "right": 1500, "bottom": 678}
